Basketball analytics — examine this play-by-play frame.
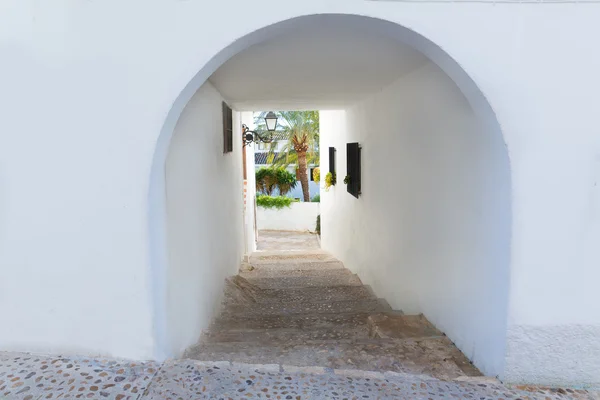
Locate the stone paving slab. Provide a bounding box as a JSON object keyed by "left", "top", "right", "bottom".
{"left": 1, "top": 352, "right": 599, "bottom": 399}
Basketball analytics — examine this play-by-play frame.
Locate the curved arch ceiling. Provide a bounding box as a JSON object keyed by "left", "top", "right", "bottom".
{"left": 209, "top": 17, "right": 428, "bottom": 110}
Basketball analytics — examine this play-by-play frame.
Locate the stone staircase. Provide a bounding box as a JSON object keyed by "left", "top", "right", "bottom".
{"left": 184, "top": 249, "right": 482, "bottom": 381}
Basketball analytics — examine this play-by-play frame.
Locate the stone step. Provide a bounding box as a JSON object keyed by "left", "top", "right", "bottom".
{"left": 212, "top": 312, "right": 372, "bottom": 331}
{"left": 223, "top": 279, "right": 375, "bottom": 306}
{"left": 249, "top": 250, "right": 337, "bottom": 265}
{"left": 368, "top": 313, "right": 442, "bottom": 339}
{"left": 202, "top": 325, "right": 371, "bottom": 343}
{"left": 244, "top": 273, "right": 363, "bottom": 289}
{"left": 222, "top": 275, "right": 262, "bottom": 305}
{"left": 253, "top": 285, "right": 377, "bottom": 303}
{"left": 222, "top": 298, "right": 392, "bottom": 317}
{"left": 239, "top": 266, "right": 351, "bottom": 279}
{"left": 184, "top": 336, "right": 481, "bottom": 380}
{"left": 241, "top": 260, "right": 346, "bottom": 272}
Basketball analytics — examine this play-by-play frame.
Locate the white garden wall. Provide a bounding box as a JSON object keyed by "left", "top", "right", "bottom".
{"left": 165, "top": 81, "right": 243, "bottom": 357}
{"left": 320, "top": 61, "right": 511, "bottom": 377}
{"left": 257, "top": 202, "right": 320, "bottom": 232}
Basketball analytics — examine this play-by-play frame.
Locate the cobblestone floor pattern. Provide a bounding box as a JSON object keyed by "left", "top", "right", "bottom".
{"left": 1, "top": 353, "right": 599, "bottom": 399}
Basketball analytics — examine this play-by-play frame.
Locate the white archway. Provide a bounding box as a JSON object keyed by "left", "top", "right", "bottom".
{"left": 149, "top": 13, "right": 511, "bottom": 375}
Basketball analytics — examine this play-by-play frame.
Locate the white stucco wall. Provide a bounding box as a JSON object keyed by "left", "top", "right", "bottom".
{"left": 321, "top": 61, "right": 511, "bottom": 377}
{"left": 1, "top": 1, "right": 599, "bottom": 386}
{"left": 165, "top": 81, "right": 243, "bottom": 356}
{"left": 257, "top": 202, "right": 320, "bottom": 232}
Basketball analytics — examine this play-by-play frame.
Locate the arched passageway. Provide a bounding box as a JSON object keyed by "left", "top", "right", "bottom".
{"left": 150, "top": 13, "right": 511, "bottom": 378}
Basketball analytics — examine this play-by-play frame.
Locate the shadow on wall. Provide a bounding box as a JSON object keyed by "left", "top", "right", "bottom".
{"left": 319, "top": 61, "right": 511, "bottom": 378}
{"left": 164, "top": 82, "right": 244, "bottom": 357}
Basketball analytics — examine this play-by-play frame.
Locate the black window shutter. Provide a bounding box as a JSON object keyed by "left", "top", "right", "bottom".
{"left": 222, "top": 102, "right": 233, "bottom": 153}
{"left": 328, "top": 147, "right": 336, "bottom": 174}
{"left": 346, "top": 142, "right": 361, "bottom": 198}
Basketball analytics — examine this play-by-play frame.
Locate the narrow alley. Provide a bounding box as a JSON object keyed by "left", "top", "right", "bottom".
{"left": 185, "top": 231, "right": 481, "bottom": 380}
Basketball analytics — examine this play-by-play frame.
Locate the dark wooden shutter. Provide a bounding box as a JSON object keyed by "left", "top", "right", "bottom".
{"left": 328, "top": 147, "right": 336, "bottom": 174}
{"left": 346, "top": 142, "right": 361, "bottom": 198}
{"left": 222, "top": 102, "right": 233, "bottom": 153}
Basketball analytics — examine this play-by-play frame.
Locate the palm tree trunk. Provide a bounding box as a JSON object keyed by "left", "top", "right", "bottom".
{"left": 297, "top": 151, "right": 310, "bottom": 202}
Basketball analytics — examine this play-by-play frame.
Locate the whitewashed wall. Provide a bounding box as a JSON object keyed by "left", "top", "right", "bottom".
{"left": 0, "top": 2, "right": 599, "bottom": 387}
{"left": 321, "top": 61, "right": 511, "bottom": 377}
{"left": 257, "top": 202, "right": 320, "bottom": 232}
{"left": 165, "top": 81, "right": 243, "bottom": 356}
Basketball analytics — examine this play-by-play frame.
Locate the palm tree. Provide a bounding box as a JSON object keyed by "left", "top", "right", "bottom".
{"left": 255, "top": 167, "right": 298, "bottom": 196}
{"left": 255, "top": 111, "right": 319, "bottom": 202}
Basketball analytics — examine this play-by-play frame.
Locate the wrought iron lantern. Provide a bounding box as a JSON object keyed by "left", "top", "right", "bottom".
{"left": 264, "top": 111, "right": 278, "bottom": 132}
{"left": 242, "top": 111, "right": 278, "bottom": 147}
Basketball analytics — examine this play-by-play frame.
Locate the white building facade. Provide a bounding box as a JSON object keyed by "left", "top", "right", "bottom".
{"left": 1, "top": 0, "right": 599, "bottom": 388}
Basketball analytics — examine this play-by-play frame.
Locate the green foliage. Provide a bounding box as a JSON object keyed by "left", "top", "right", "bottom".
{"left": 316, "top": 214, "right": 321, "bottom": 235}
{"left": 255, "top": 167, "right": 298, "bottom": 196}
{"left": 311, "top": 194, "right": 320, "bottom": 203}
{"left": 343, "top": 175, "right": 351, "bottom": 185}
{"left": 255, "top": 168, "right": 273, "bottom": 195}
{"left": 256, "top": 195, "right": 293, "bottom": 210}
{"left": 274, "top": 168, "right": 297, "bottom": 196}
{"left": 312, "top": 167, "right": 320, "bottom": 183}
{"left": 325, "top": 172, "right": 336, "bottom": 190}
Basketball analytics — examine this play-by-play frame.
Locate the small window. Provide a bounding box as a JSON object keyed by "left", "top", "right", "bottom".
{"left": 346, "top": 143, "right": 361, "bottom": 198}
{"left": 222, "top": 102, "right": 233, "bottom": 153}
{"left": 328, "top": 147, "right": 336, "bottom": 175}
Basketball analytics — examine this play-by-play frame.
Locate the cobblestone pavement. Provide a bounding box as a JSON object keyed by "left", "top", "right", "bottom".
{"left": 1, "top": 352, "right": 599, "bottom": 400}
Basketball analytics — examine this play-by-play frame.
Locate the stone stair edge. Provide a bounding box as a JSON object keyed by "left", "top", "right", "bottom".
{"left": 223, "top": 297, "right": 386, "bottom": 307}
{"left": 239, "top": 269, "right": 353, "bottom": 278}
{"left": 212, "top": 310, "right": 416, "bottom": 324}
{"left": 173, "top": 359, "right": 499, "bottom": 385}
{"left": 192, "top": 336, "right": 451, "bottom": 350}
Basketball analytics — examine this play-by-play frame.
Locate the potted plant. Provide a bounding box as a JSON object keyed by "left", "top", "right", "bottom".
{"left": 324, "top": 172, "right": 336, "bottom": 190}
